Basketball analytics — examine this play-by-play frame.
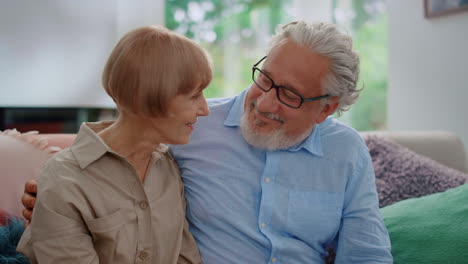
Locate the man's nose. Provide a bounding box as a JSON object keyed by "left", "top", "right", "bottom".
{"left": 257, "top": 88, "right": 280, "bottom": 113}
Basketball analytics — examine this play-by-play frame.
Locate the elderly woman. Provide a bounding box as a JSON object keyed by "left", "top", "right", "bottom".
{"left": 17, "top": 25, "right": 212, "bottom": 264}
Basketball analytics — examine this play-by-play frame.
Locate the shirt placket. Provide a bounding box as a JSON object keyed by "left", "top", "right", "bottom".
{"left": 123, "top": 161, "right": 153, "bottom": 264}
{"left": 258, "top": 151, "right": 280, "bottom": 264}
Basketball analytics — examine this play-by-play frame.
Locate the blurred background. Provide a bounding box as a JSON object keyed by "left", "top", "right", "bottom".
{"left": 166, "top": 0, "right": 387, "bottom": 131}
{"left": 1, "top": 0, "right": 467, "bottom": 146}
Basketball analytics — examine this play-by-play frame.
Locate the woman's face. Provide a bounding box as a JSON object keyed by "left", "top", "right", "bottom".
{"left": 151, "top": 87, "right": 210, "bottom": 145}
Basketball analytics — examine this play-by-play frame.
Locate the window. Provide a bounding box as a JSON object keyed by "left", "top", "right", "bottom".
{"left": 333, "top": 0, "right": 387, "bottom": 130}
{"left": 165, "top": 0, "right": 387, "bottom": 130}
{"left": 165, "top": 0, "right": 295, "bottom": 98}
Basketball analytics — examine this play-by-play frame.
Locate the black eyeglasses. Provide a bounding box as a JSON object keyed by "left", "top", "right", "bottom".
{"left": 252, "top": 56, "right": 330, "bottom": 109}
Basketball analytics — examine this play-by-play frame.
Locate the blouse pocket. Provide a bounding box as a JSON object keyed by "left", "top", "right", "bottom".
{"left": 84, "top": 209, "right": 135, "bottom": 263}
{"left": 86, "top": 209, "right": 127, "bottom": 233}
{"left": 286, "top": 190, "right": 343, "bottom": 242}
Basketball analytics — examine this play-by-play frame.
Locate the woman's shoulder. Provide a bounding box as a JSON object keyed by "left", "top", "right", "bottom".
{"left": 39, "top": 149, "right": 84, "bottom": 188}
{"left": 159, "top": 150, "right": 179, "bottom": 170}
{"left": 43, "top": 148, "right": 80, "bottom": 171}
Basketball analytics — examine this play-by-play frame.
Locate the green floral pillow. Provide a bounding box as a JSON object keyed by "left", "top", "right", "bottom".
{"left": 381, "top": 184, "right": 468, "bottom": 264}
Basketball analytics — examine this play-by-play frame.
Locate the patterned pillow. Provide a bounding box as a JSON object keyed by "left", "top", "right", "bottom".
{"left": 364, "top": 135, "right": 468, "bottom": 207}
{"left": 0, "top": 215, "right": 29, "bottom": 264}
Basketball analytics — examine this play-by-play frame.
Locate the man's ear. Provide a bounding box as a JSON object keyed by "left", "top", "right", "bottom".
{"left": 316, "top": 97, "right": 339, "bottom": 124}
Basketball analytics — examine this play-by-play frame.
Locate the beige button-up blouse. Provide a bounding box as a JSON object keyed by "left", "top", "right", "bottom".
{"left": 17, "top": 122, "right": 201, "bottom": 264}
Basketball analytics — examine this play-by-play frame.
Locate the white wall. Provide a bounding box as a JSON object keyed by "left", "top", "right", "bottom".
{"left": 0, "top": 0, "right": 164, "bottom": 108}
{"left": 388, "top": 0, "right": 468, "bottom": 148}
{"left": 289, "top": 0, "right": 332, "bottom": 23}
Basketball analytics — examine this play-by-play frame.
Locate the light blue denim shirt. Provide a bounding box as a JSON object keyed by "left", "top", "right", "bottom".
{"left": 170, "top": 89, "right": 392, "bottom": 264}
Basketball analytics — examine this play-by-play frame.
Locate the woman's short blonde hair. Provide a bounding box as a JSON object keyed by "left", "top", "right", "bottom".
{"left": 102, "top": 25, "right": 213, "bottom": 117}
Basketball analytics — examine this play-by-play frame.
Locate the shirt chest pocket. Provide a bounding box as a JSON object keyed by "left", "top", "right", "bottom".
{"left": 286, "top": 190, "right": 343, "bottom": 241}
{"left": 85, "top": 209, "right": 137, "bottom": 262}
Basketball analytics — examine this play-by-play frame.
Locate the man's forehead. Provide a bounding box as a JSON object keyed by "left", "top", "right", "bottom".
{"left": 263, "top": 42, "right": 329, "bottom": 96}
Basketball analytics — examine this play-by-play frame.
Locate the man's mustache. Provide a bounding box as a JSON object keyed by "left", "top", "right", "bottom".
{"left": 249, "top": 100, "right": 285, "bottom": 124}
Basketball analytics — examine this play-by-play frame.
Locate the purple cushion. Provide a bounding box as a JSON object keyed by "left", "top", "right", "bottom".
{"left": 363, "top": 135, "right": 468, "bottom": 207}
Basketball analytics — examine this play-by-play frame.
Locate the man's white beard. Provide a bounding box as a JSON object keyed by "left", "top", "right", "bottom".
{"left": 240, "top": 101, "right": 313, "bottom": 150}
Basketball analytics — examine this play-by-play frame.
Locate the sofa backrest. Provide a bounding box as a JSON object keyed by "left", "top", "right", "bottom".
{"left": 37, "top": 131, "right": 468, "bottom": 173}
{"left": 2, "top": 130, "right": 466, "bottom": 218}
{"left": 360, "top": 131, "right": 468, "bottom": 173}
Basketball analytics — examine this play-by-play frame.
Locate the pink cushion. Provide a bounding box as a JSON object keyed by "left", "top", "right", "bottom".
{"left": 0, "top": 135, "right": 48, "bottom": 218}
{"left": 32, "top": 134, "right": 76, "bottom": 149}
{"left": 0, "top": 131, "right": 75, "bottom": 218}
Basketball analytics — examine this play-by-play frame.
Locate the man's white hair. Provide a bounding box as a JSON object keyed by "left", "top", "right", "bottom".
{"left": 268, "top": 21, "right": 361, "bottom": 115}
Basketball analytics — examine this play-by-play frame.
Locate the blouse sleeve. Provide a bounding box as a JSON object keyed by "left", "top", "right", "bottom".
{"left": 17, "top": 161, "right": 99, "bottom": 264}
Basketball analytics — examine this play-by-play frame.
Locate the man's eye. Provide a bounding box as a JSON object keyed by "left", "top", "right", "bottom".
{"left": 259, "top": 74, "right": 270, "bottom": 84}
{"left": 281, "top": 89, "right": 301, "bottom": 101}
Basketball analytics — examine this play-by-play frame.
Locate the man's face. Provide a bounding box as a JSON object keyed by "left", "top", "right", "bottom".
{"left": 242, "top": 38, "right": 334, "bottom": 149}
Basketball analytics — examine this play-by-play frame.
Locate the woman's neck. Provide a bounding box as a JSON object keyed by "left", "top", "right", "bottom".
{"left": 98, "top": 115, "right": 163, "bottom": 182}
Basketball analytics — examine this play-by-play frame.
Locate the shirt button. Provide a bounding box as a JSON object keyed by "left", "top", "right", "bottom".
{"left": 271, "top": 257, "right": 277, "bottom": 262}
{"left": 261, "top": 223, "right": 266, "bottom": 228}
{"left": 139, "top": 250, "right": 149, "bottom": 260}
{"left": 265, "top": 177, "right": 270, "bottom": 183}
{"left": 139, "top": 201, "right": 148, "bottom": 210}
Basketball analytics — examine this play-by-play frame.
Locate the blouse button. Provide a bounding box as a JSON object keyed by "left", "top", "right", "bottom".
{"left": 139, "top": 250, "right": 149, "bottom": 260}
{"left": 139, "top": 201, "right": 148, "bottom": 210}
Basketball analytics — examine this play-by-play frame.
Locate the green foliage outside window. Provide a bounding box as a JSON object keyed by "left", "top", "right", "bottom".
{"left": 165, "top": 0, "right": 291, "bottom": 98}
{"left": 334, "top": 0, "right": 388, "bottom": 130}
{"left": 165, "top": 0, "right": 387, "bottom": 130}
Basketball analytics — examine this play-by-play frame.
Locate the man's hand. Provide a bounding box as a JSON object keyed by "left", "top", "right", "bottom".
{"left": 22, "top": 179, "right": 37, "bottom": 224}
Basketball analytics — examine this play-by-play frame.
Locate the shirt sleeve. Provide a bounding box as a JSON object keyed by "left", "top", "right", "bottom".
{"left": 334, "top": 150, "right": 393, "bottom": 264}
{"left": 175, "top": 163, "right": 202, "bottom": 264}
{"left": 17, "top": 161, "right": 99, "bottom": 264}
{"left": 177, "top": 203, "right": 202, "bottom": 264}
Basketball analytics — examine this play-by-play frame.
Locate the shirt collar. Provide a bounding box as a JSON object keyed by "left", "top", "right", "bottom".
{"left": 287, "top": 123, "right": 323, "bottom": 156}
{"left": 224, "top": 89, "right": 247, "bottom": 127}
{"left": 222, "top": 88, "right": 324, "bottom": 156}
{"left": 71, "top": 121, "right": 113, "bottom": 169}
{"left": 71, "top": 121, "right": 169, "bottom": 169}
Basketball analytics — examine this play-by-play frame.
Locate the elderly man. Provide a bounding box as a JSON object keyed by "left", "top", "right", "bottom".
{"left": 22, "top": 21, "right": 392, "bottom": 263}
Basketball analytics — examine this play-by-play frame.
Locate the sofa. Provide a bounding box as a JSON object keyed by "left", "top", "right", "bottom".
{"left": 360, "top": 131, "right": 468, "bottom": 173}
{"left": 1, "top": 129, "right": 468, "bottom": 263}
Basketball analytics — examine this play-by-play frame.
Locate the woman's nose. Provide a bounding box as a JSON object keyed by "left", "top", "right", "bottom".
{"left": 197, "top": 96, "right": 210, "bottom": 116}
